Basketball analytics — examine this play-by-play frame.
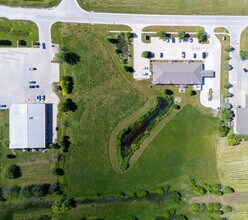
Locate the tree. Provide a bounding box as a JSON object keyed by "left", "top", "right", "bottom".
{"left": 58, "top": 98, "right": 77, "bottom": 112}
{"left": 142, "top": 51, "right": 153, "bottom": 58}
{"left": 53, "top": 168, "right": 65, "bottom": 176}
{"left": 122, "top": 65, "right": 134, "bottom": 72}
{"left": 55, "top": 49, "right": 80, "bottom": 65}
{"left": 60, "top": 76, "right": 74, "bottom": 94}
{"left": 2, "top": 164, "right": 21, "bottom": 179}
{"left": 164, "top": 89, "right": 174, "bottom": 95}
{"left": 240, "top": 50, "right": 248, "bottom": 59}
{"left": 228, "top": 134, "right": 239, "bottom": 146}
{"left": 52, "top": 197, "right": 74, "bottom": 213}
{"left": 192, "top": 186, "right": 206, "bottom": 196}
{"left": 19, "top": 39, "right": 27, "bottom": 46}
{"left": 192, "top": 203, "right": 200, "bottom": 212}
{"left": 19, "top": 185, "right": 33, "bottom": 198}
{"left": 157, "top": 31, "right": 167, "bottom": 39}
{"left": 177, "top": 31, "right": 186, "bottom": 40}
{"left": 223, "top": 83, "right": 231, "bottom": 89}
{"left": 223, "top": 186, "right": 234, "bottom": 194}
{"left": 218, "top": 125, "right": 230, "bottom": 137}
{"left": 125, "top": 32, "right": 133, "bottom": 39}
{"left": 220, "top": 108, "right": 233, "bottom": 121}
{"left": 197, "top": 31, "right": 207, "bottom": 42}
{"left": 223, "top": 91, "right": 232, "bottom": 98}
{"left": 32, "top": 184, "right": 49, "bottom": 197}
{"left": 188, "top": 90, "right": 197, "bottom": 96}
{"left": 59, "top": 135, "right": 71, "bottom": 152}
{"left": 224, "top": 205, "right": 232, "bottom": 213}
{"left": 172, "top": 104, "right": 181, "bottom": 110}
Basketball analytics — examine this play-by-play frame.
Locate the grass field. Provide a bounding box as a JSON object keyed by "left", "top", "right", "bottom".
{"left": 215, "top": 34, "right": 230, "bottom": 103}
{"left": 240, "top": 26, "right": 248, "bottom": 52}
{"left": 214, "top": 27, "right": 229, "bottom": 34}
{"left": 0, "top": 18, "right": 38, "bottom": 47}
{"left": 143, "top": 26, "right": 204, "bottom": 32}
{"left": 0, "top": 0, "right": 61, "bottom": 8}
{"left": 78, "top": 0, "right": 248, "bottom": 15}
{"left": 0, "top": 111, "right": 56, "bottom": 188}
{"left": 50, "top": 23, "right": 220, "bottom": 202}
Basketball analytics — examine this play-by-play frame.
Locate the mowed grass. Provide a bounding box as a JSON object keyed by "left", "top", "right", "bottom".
{"left": 50, "top": 23, "right": 220, "bottom": 201}
{"left": 0, "top": 18, "right": 38, "bottom": 47}
{"left": 240, "top": 26, "right": 248, "bottom": 51}
{"left": 0, "top": 0, "right": 61, "bottom": 8}
{"left": 78, "top": 0, "right": 248, "bottom": 15}
{"left": 0, "top": 111, "right": 56, "bottom": 187}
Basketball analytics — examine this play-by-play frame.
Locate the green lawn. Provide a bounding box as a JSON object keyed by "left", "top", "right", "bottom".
{"left": 0, "top": 18, "right": 38, "bottom": 47}
{"left": 78, "top": 0, "right": 248, "bottom": 15}
{"left": 0, "top": 0, "right": 61, "bottom": 8}
{"left": 240, "top": 26, "right": 248, "bottom": 52}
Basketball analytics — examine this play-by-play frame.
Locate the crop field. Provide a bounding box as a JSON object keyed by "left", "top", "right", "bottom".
{"left": 0, "top": 0, "right": 61, "bottom": 8}
{"left": 78, "top": 0, "right": 248, "bottom": 15}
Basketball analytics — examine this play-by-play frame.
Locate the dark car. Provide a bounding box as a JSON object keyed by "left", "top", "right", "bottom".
{"left": 172, "top": 37, "right": 175, "bottom": 43}
{"left": 0, "top": 104, "right": 6, "bottom": 108}
{"left": 182, "top": 52, "right": 186, "bottom": 58}
{"left": 29, "top": 85, "right": 35, "bottom": 89}
{"left": 28, "top": 81, "right": 36, "bottom": 84}
{"left": 160, "top": 53, "right": 163, "bottom": 58}
{"left": 244, "top": 68, "right": 248, "bottom": 73}
{"left": 193, "top": 53, "right": 197, "bottom": 59}
{"left": 202, "top": 52, "right": 206, "bottom": 59}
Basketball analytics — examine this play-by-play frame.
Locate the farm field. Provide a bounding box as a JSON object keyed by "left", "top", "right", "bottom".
{"left": 0, "top": 0, "right": 61, "bottom": 8}
{"left": 77, "top": 0, "right": 248, "bottom": 15}
{"left": 0, "top": 18, "right": 38, "bottom": 47}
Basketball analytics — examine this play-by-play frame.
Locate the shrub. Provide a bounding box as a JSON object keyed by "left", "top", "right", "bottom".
{"left": 123, "top": 65, "right": 134, "bottom": 72}
{"left": 52, "top": 197, "right": 72, "bottom": 213}
{"left": 60, "top": 76, "right": 74, "bottom": 94}
{"left": 32, "top": 184, "right": 49, "bottom": 197}
{"left": 53, "top": 168, "right": 65, "bottom": 176}
{"left": 223, "top": 205, "right": 232, "bottom": 213}
{"left": 164, "top": 89, "right": 173, "bottom": 95}
{"left": 218, "top": 125, "right": 230, "bottom": 137}
{"left": 137, "top": 190, "right": 149, "bottom": 197}
{"left": 2, "top": 164, "right": 21, "bottom": 179}
{"left": 228, "top": 134, "right": 239, "bottom": 146}
{"left": 223, "top": 83, "right": 231, "bottom": 89}
{"left": 240, "top": 50, "right": 248, "bottom": 59}
{"left": 212, "top": 183, "right": 221, "bottom": 192}
{"left": 221, "top": 102, "right": 232, "bottom": 110}
{"left": 192, "top": 186, "right": 206, "bottom": 196}
{"left": 0, "top": 39, "right": 12, "bottom": 46}
{"left": 19, "top": 39, "right": 27, "bottom": 46}
{"left": 168, "top": 191, "right": 181, "bottom": 202}
{"left": 188, "top": 90, "right": 196, "bottom": 96}
{"left": 125, "top": 32, "right": 133, "bottom": 39}
{"left": 58, "top": 98, "right": 77, "bottom": 112}
{"left": 19, "top": 185, "right": 33, "bottom": 198}
{"left": 59, "top": 135, "right": 71, "bottom": 152}
{"left": 223, "top": 186, "right": 235, "bottom": 194}
{"left": 220, "top": 108, "right": 233, "bottom": 121}
{"left": 225, "top": 46, "right": 232, "bottom": 52}
{"left": 5, "top": 154, "right": 16, "bottom": 159}
{"left": 155, "top": 187, "right": 165, "bottom": 195}
{"left": 107, "top": 37, "right": 119, "bottom": 44}
{"left": 192, "top": 203, "right": 200, "bottom": 212}
{"left": 162, "top": 211, "right": 171, "bottom": 218}
{"left": 157, "top": 31, "right": 167, "bottom": 39}
{"left": 172, "top": 104, "right": 180, "bottom": 110}
{"left": 56, "top": 49, "right": 80, "bottom": 65}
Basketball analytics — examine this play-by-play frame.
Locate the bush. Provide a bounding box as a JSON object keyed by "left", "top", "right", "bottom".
{"left": 49, "top": 182, "right": 61, "bottom": 194}
{"left": 228, "top": 134, "right": 239, "bottom": 146}
{"left": 164, "top": 89, "right": 174, "bottom": 95}
{"left": 0, "top": 39, "right": 12, "bottom": 46}
{"left": 115, "top": 48, "right": 122, "bottom": 54}
{"left": 223, "top": 186, "right": 234, "bottom": 194}
{"left": 192, "top": 203, "right": 200, "bottom": 212}
{"left": 58, "top": 98, "right": 77, "bottom": 112}
{"left": 19, "top": 39, "right": 27, "bottom": 46}
{"left": 5, "top": 154, "right": 16, "bottom": 159}
{"left": 223, "top": 205, "right": 232, "bottom": 213}
{"left": 192, "top": 186, "right": 206, "bottom": 196}
{"left": 172, "top": 104, "right": 180, "bottom": 110}
{"left": 60, "top": 76, "right": 74, "bottom": 94}
{"left": 125, "top": 32, "right": 133, "bottom": 39}
{"left": 53, "top": 168, "right": 65, "bottom": 176}
{"left": 220, "top": 108, "right": 233, "bottom": 121}
{"left": 2, "top": 164, "right": 21, "bottom": 179}
{"left": 155, "top": 187, "right": 165, "bottom": 195}
{"left": 218, "top": 125, "right": 230, "bottom": 137}
{"left": 32, "top": 184, "right": 49, "bottom": 197}
{"left": 52, "top": 197, "right": 72, "bottom": 213}
{"left": 212, "top": 183, "right": 221, "bottom": 192}
{"left": 59, "top": 135, "right": 71, "bottom": 152}
{"left": 123, "top": 65, "right": 134, "bottom": 73}
{"left": 157, "top": 31, "right": 167, "bottom": 39}
{"left": 225, "top": 46, "right": 232, "bottom": 52}
{"left": 19, "top": 185, "right": 33, "bottom": 198}
{"left": 188, "top": 90, "right": 196, "bottom": 96}
{"left": 162, "top": 211, "right": 171, "bottom": 218}
{"left": 168, "top": 191, "right": 181, "bottom": 202}
{"left": 137, "top": 190, "right": 149, "bottom": 197}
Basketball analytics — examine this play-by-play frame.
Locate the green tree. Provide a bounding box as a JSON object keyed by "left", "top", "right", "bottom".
{"left": 142, "top": 51, "right": 153, "bottom": 58}
{"left": 164, "top": 89, "right": 174, "bottom": 95}
{"left": 223, "top": 205, "right": 232, "bottom": 213}
{"left": 192, "top": 186, "right": 206, "bottom": 196}
{"left": 122, "top": 65, "right": 134, "bottom": 72}
{"left": 178, "top": 31, "right": 186, "bottom": 40}
{"left": 32, "top": 184, "right": 48, "bottom": 197}
{"left": 192, "top": 203, "right": 200, "bottom": 212}
{"left": 223, "top": 83, "right": 231, "bottom": 89}
{"left": 220, "top": 108, "right": 233, "bottom": 121}
{"left": 223, "top": 186, "right": 234, "bottom": 194}
{"left": 218, "top": 125, "right": 230, "bottom": 137}
{"left": 240, "top": 50, "right": 248, "bottom": 59}
{"left": 52, "top": 197, "right": 72, "bottom": 213}
{"left": 157, "top": 31, "right": 167, "bottom": 39}
{"left": 2, "top": 164, "right": 21, "bottom": 179}
{"left": 125, "top": 32, "right": 133, "bottom": 39}
{"left": 55, "top": 49, "right": 80, "bottom": 65}
{"left": 19, "top": 185, "right": 33, "bottom": 198}
{"left": 197, "top": 31, "right": 207, "bottom": 42}
{"left": 58, "top": 98, "right": 77, "bottom": 112}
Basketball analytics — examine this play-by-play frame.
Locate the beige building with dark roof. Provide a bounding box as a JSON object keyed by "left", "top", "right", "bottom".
{"left": 152, "top": 61, "right": 214, "bottom": 85}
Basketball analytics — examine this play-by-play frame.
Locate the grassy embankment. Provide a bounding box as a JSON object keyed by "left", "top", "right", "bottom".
{"left": 77, "top": 0, "right": 248, "bottom": 15}
{"left": 0, "top": 0, "right": 61, "bottom": 8}
{"left": 0, "top": 18, "right": 38, "bottom": 47}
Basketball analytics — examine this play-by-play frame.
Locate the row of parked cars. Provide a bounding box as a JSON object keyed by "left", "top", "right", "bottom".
{"left": 165, "top": 37, "right": 193, "bottom": 43}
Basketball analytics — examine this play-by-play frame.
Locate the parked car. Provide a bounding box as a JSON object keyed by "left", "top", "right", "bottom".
{"left": 0, "top": 104, "right": 6, "bottom": 108}
{"left": 172, "top": 37, "right": 175, "bottom": 43}
{"left": 193, "top": 53, "right": 197, "bottom": 59}
{"left": 28, "top": 81, "right": 36, "bottom": 84}
{"left": 41, "top": 95, "right": 46, "bottom": 101}
{"left": 28, "top": 67, "right": 37, "bottom": 71}
{"left": 182, "top": 52, "right": 186, "bottom": 58}
{"left": 160, "top": 53, "right": 163, "bottom": 58}
{"left": 35, "top": 85, "right": 39, "bottom": 88}
{"left": 36, "top": 95, "right": 41, "bottom": 101}
{"left": 244, "top": 68, "right": 248, "bottom": 73}
{"left": 29, "top": 85, "right": 35, "bottom": 89}
{"left": 165, "top": 37, "right": 170, "bottom": 43}
{"left": 142, "top": 73, "right": 149, "bottom": 76}
{"left": 202, "top": 52, "right": 206, "bottom": 59}
{"left": 189, "top": 37, "right": 193, "bottom": 43}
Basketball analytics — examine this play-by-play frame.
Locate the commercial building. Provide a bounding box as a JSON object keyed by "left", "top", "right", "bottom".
{"left": 235, "top": 95, "right": 248, "bottom": 134}
{"left": 9, "top": 103, "right": 46, "bottom": 149}
{"left": 152, "top": 61, "right": 214, "bottom": 85}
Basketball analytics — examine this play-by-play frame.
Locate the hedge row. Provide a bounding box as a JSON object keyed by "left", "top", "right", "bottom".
{"left": 116, "top": 95, "right": 173, "bottom": 170}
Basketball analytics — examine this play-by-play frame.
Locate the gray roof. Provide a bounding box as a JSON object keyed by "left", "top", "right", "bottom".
{"left": 152, "top": 62, "right": 214, "bottom": 85}
{"left": 235, "top": 95, "right": 248, "bottom": 134}
{"left": 9, "top": 104, "right": 46, "bottom": 149}
{"left": 235, "top": 108, "right": 248, "bottom": 134}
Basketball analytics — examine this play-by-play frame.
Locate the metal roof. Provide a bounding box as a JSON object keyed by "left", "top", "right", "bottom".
{"left": 152, "top": 62, "right": 214, "bottom": 85}
{"left": 235, "top": 95, "right": 248, "bottom": 134}
{"left": 9, "top": 104, "right": 46, "bottom": 149}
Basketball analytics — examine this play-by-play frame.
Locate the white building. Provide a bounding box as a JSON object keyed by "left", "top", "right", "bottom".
{"left": 9, "top": 104, "right": 46, "bottom": 149}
